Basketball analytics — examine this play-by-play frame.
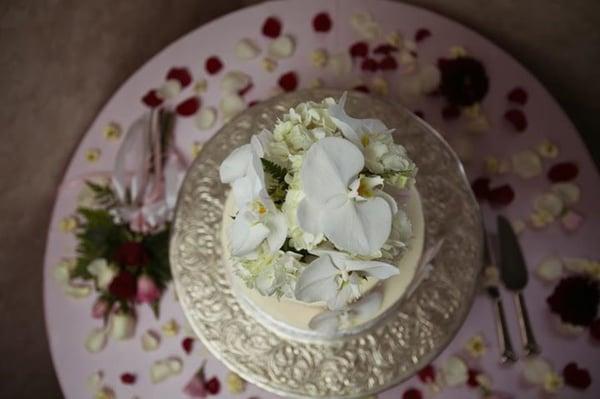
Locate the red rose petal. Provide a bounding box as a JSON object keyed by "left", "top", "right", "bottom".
{"left": 262, "top": 16, "right": 282, "bottom": 38}
{"left": 353, "top": 85, "right": 370, "bottom": 93}
{"left": 182, "top": 337, "right": 194, "bottom": 354}
{"left": 415, "top": 28, "right": 432, "bottom": 42}
{"left": 361, "top": 58, "right": 378, "bottom": 72}
{"left": 248, "top": 100, "right": 260, "bottom": 107}
{"left": 120, "top": 373, "right": 136, "bottom": 385}
{"left": 488, "top": 184, "right": 515, "bottom": 207}
{"left": 547, "top": 162, "right": 579, "bottom": 182}
{"left": 278, "top": 71, "right": 298, "bottom": 92}
{"left": 349, "top": 41, "right": 369, "bottom": 58}
{"left": 205, "top": 56, "right": 223, "bottom": 75}
{"left": 471, "top": 177, "right": 491, "bottom": 201}
{"left": 417, "top": 365, "right": 435, "bottom": 383}
{"left": 176, "top": 96, "right": 200, "bottom": 116}
{"left": 467, "top": 369, "right": 480, "bottom": 387}
{"left": 507, "top": 86, "right": 528, "bottom": 105}
{"left": 205, "top": 377, "right": 221, "bottom": 394}
{"left": 166, "top": 67, "right": 192, "bottom": 88}
{"left": 373, "top": 44, "right": 398, "bottom": 54}
{"left": 238, "top": 82, "right": 253, "bottom": 97}
{"left": 504, "top": 109, "right": 527, "bottom": 132}
{"left": 312, "top": 12, "right": 332, "bottom": 32}
{"left": 442, "top": 104, "right": 461, "bottom": 120}
{"left": 379, "top": 56, "right": 398, "bottom": 70}
{"left": 108, "top": 271, "right": 137, "bottom": 300}
{"left": 414, "top": 110, "right": 425, "bottom": 119}
{"left": 563, "top": 362, "right": 592, "bottom": 390}
{"left": 142, "top": 90, "right": 163, "bottom": 108}
{"left": 402, "top": 388, "right": 423, "bottom": 399}
{"left": 591, "top": 319, "right": 600, "bottom": 341}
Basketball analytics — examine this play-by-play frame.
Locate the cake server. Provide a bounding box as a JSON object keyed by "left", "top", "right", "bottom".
{"left": 483, "top": 226, "right": 517, "bottom": 363}
{"left": 497, "top": 215, "right": 541, "bottom": 356}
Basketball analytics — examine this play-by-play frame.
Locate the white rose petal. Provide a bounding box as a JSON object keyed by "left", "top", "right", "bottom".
{"left": 350, "top": 12, "right": 382, "bottom": 40}
{"left": 554, "top": 317, "right": 585, "bottom": 336}
{"left": 418, "top": 64, "right": 441, "bottom": 93}
{"left": 512, "top": 150, "right": 542, "bottom": 179}
{"left": 150, "top": 359, "right": 172, "bottom": 384}
{"left": 87, "top": 370, "right": 104, "bottom": 392}
{"left": 550, "top": 182, "right": 580, "bottom": 206}
{"left": 220, "top": 71, "right": 252, "bottom": 94}
{"left": 533, "top": 192, "right": 564, "bottom": 217}
{"left": 268, "top": 34, "right": 295, "bottom": 59}
{"left": 141, "top": 330, "right": 161, "bottom": 351}
{"left": 157, "top": 79, "right": 182, "bottom": 99}
{"left": 442, "top": 356, "right": 468, "bottom": 386}
{"left": 235, "top": 38, "right": 260, "bottom": 60}
{"left": 110, "top": 312, "right": 136, "bottom": 340}
{"left": 85, "top": 327, "right": 108, "bottom": 353}
{"left": 87, "top": 258, "right": 118, "bottom": 290}
{"left": 328, "top": 52, "right": 352, "bottom": 76}
{"left": 536, "top": 256, "right": 563, "bottom": 282}
{"left": 561, "top": 210, "right": 583, "bottom": 231}
{"left": 194, "top": 106, "right": 217, "bottom": 130}
{"left": 167, "top": 357, "right": 183, "bottom": 374}
{"left": 220, "top": 93, "right": 246, "bottom": 122}
{"left": 522, "top": 357, "right": 552, "bottom": 385}
{"left": 64, "top": 282, "right": 92, "bottom": 298}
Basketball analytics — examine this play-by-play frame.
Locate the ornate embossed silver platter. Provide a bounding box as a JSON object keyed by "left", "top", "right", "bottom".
{"left": 170, "top": 89, "right": 483, "bottom": 398}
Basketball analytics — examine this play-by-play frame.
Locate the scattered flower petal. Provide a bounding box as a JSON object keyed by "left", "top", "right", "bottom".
{"left": 550, "top": 182, "right": 580, "bottom": 206}
{"left": 415, "top": 28, "right": 432, "bottom": 42}
{"left": 504, "top": 109, "right": 527, "bottom": 132}
{"left": 533, "top": 192, "right": 563, "bottom": 217}
{"left": 370, "top": 77, "right": 389, "bottom": 95}
{"left": 311, "top": 48, "right": 328, "bottom": 68}
{"left": 166, "top": 67, "right": 192, "bottom": 88}
{"left": 563, "top": 362, "right": 591, "bottom": 390}
{"left": 120, "top": 373, "right": 136, "bottom": 385}
{"left": 85, "top": 148, "right": 102, "bottom": 163}
{"left": 350, "top": 12, "right": 382, "bottom": 40}
{"left": 110, "top": 311, "right": 136, "bottom": 340}
{"left": 87, "top": 371, "right": 104, "bottom": 392}
{"left": 141, "top": 329, "right": 161, "bottom": 351}
{"left": 94, "top": 386, "right": 115, "bottom": 399}
{"left": 59, "top": 216, "right": 78, "bottom": 233}
{"left": 150, "top": 357, "right": 181, "bottom": 383}
{"left": 536, "top": 256, "right": 563, "bottom": 282}
{"left": 543, "top": 372, "right": 564, "bottom": 393}
{"left": 361, "top": 58, "right": 379, "bottom": 72}
{"left": 64, "top": 282, "right": 92, "bottom": 298}
{"left": 85, "top": 327, "right": 108, "bottom": 353}
{"left": 312, "top": 12, "right": 332, "bottom": 32}
{"left": 536, "top": 139, "right": 559, "bottom": 158}
{"left": 278, "top": 71, "right": 298, "bottom": 92}
{"left": 386, "top": 31, "right": 403, "bottom": 47}
{"left": 467, "top": 369, "right": 481, "bottom": 387}
{"left": 262, "top": 16, "right": 282, "bottom": 38}
{"left": 221, "top": 70, "right": 252, "bottom": 94}
{"left": 205, "top": 56, "right": 223, "bottom": 75}
{"left": 142, "top": 90, "right": 163, "bottom": 107}
{"left": 464, "top": 334, "right": 487, "bottom": 358}
{"left": 488, "top": 184, "right": 515, "bottom": 207}
{"left": 261, "top": 57, "right": 277, "bottom": 72}
{"left": 205, "top": 377, "right": 221, "bottom": 395}
{"left": 373, "top": 43, "right": 398, "bottom": 54}
{"left": 157, "top": 79, "right": 182, "bottom": 99}
{"left": 349, "top": 41, "right": 369, "bottom": 58}
{"left": 328, "top": 52, "right": 352, "bottom": 75}
{"left": 512, "top": 218, "right": 526, "bottom": 234}
{"left": 176, "top": 96, "right": 200, "bottom": 116}
{"left": 418, "top": 365, "right": 435, "bottom": 383}
{"left": 194, "top": 79, "right": 208, "bottom": 95}
{"left": 522, "top": 357, "right": 552, "bottom": 385}
{"left": 226, "top": 372, "right": 246, "bottom": 394}
{"left": 512, "top": 149, "right": 542, "bottom": 178}
{"left": 548, "top": 162, "right": 578, "bottom": 182}
{"left": 195, "top": 107, "right": 217, "bottom": 130}
{"left": 309, "top": 78, "right": 323, "bottom": 88}
{"left": 561, "top": 210, "right": 583, "bottom": 231}
{"left": 507, "top": 87, "right": 528, "bottom": 105}
{"left": 182, "top": 337, "right": 194, "bottom": 354}
{"left": 268, "top": 34, "right": 295, "bottom": 59}
{"left": 220, "top": 93, "right": 246, "bottom": 121}
{"left": 103, "top": 122, "right": 122, "bottom": 141}
{"left": 402, "top": 388, "right": 423, "bottom": 399}
{"left": 379, "top": 55, "right": 398, "bottom": 70}
{"left": 235, "top": 38, "right": 260, "bottom": 60}
{"left": 442, "top": 356, "right": 468, "bottom": 386}
{"left": 162, "top": 319, "right": 180, "bottom": 336}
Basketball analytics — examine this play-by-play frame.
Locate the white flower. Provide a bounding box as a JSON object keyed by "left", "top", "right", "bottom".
{"left": 381, "top": 207, "right": 412, "bottom": 260}
{"left": 297, "top": 137, "right": 395, "bottom": 256}
{"left": 281, "top": 188, "right": 324, "bottom": 251}
{"left": 237, "top": 248, "right": 303, "bottom": 298}
{"left": 295, "top": 249, "right": 398, "bottom": 309}
{"left": 308, "top": 291, "right": 383, "bottom": 334}
{"left": 87, "top": 259, "right": 118, "bottom": 290}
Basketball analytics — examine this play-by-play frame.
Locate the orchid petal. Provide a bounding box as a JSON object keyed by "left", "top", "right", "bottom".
{"left": 349, "top": 291, "right": 383, "bottom": 319}
{"left": 250, "top": 129, "right": 272, "bottom": 158}
{"left": 376, "top": 190, "right": 398, "bottom": 214}
{"left": 296, "top": 198, "right": 323, "bottom": 234}
{"left": 328, "top": 92, "right": 389, "bottom": 146}
{"left": 322, "top": 197, "right": 392, "bottom": 256}
{"left": 265, "top": 210, "right": 287, "bottom": 252}
{"left": 308, "top": 310, "right": 340, "bottom": 335}
{"left": 219, "top": 144, "right": 252, "bottom": 183}
{"left": 345, "top": 259, "right": 399, "bottom": 279}
{"left": 231, "top": 177, "right": 253, "bottom": 209}
{"left": 230, "top": 211, "right": 269, "bottom": 256}
{"left": 300, "top": 137, "right": 364, "bottom": 205}
{"left": 327, "top": 283, "right": 354, "bottom": 310}
{"left": 294, "top": 255, "right": 338, "bottom": 303}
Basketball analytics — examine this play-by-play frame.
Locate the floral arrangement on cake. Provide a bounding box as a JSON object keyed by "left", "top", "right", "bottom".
{"left": 219, "top": 93, "right": 417, "bottom": 329}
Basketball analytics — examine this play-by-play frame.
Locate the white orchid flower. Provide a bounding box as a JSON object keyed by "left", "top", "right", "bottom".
{"left": 308, "top": 291, "right": 383, "bottom": 334}
{"left": 295, "top": 249, "right": 398, "bottom": 310}
{"left": 296, "top": 137, "right": 395, "bottom": 256}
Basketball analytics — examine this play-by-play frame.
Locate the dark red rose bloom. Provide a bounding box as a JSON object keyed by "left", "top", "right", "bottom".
{"left": 109, "top": 271, "right": 137, "bottom": 300}
{"left": 438, "top": 57, "right": 489, "bottom": 106}
{"left": 312, "top": 12, "right": 332, "bottom": 32}
{"left": 547, "top": 275, "right": 599, "bottom": 326}
{"left": 563, "top": 362, "right": 591, "bottom": 390}
{"left": 114, "top": 241, "right": 149, "bottom": 267}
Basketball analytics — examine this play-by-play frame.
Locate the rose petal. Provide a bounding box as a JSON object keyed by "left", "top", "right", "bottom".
{"left": 471, "top": 177, "right": 491, "bottom": 201}
{"left": 205, "top": 377, "right": 221, "bottom": 394}
{"left": 403, "top": 388, "right": 423, "bottom": 399}
{"left": 120, "top": 373, "right": 136, "bottom": 385}
{"left": 142, "top": 90, "right": 163, "bottom": 108}
{"left": 268, "top": 35, "right": 295, "bottom": 59}
{"left": 194, "top": 106, "right": 217, "bottom": 130}
{"left": 141, "top": 329, "right": 160, "bottom": 351}
{"left": 522, "top": 357, "right": 552, "bottom": 385}
{"left": 548, "top": 162, "right": 579, "bottom": 182}
{"left": 205, "top": 56, "right": 223, "bottom": 75}
{"left": 220, "top": 93, "right": 246, "bottom": 121}
{"left": 536, "top": 256, "right": 563, "bottom": 283}
{"left": 488, "top": 184, "right": 515, "bottom": 207}
{"left": 373, "top": 43, "right": 398, "bottom": 54}
{"left": 415, "top": 28, "right": 431, "bottom": 42}
{"left": 349, "top": 41, "right": 369, "bottom": 58}
{"left": 262, "top": 16, "right": 282, "bottom": 38}
{"left": 533, "top": 192, "right": 563, "bottom": 217}
{"left": 550, "top": 182, "right": 580, "bottom": 206}
{"left": 561, "top": 210, "right": 583, "bottom": 231}
{"left": 361, "top": 58, "right": 378, "bottom": 72}
{"left": 353, "top": 84, "right": 370, "bottom": 93}
{"left": 166, "top": 67, "right": 192, "bottom": 88}
{"left": 278, "top": 71, "right": 298, "bottom": 92}
{"left": 235, "top": 38, "right": 260, "bottom": 60}
{"left": 504, "top": 109, "right": 527, "bottom": 132}
{"left": 379, "top": 56, "right": 398, "bottom": 70}
{"left": 467, "top": 369, "right": 480, "bottom": 387}
{"left": 418, "top": 365, "right": 435, "bottom": 383}
{"left": 512, "top": 150, "right": 542, "bottom": 179}
{"left": 563, "top": 362, "right": 592, "bottom": 390}
{"left": 312, "top": 12, "right": 332, "bottom": 32}
{"left": 507, "top": 86, "right": 528, "bottom": 105}
{"left": 182, "top": 337, "right": 194, "bottom": 354}
{"left": 175, "top": 96, "right": 200, "bottom": 116}
{"left": 442, "top": 356, "right": 468, "bottom": 386}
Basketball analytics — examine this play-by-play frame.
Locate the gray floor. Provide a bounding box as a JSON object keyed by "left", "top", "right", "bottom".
{"left": 0, "top": 1, "right": 598, "bottom": 397}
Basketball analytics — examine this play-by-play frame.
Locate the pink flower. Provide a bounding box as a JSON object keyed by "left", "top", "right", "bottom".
{"left": 184, "top": 373, "right": 207, "bottom": 398}
{"left": 136, "top": 275, "right": 161, "bottom": 303}
{"left": 91, "top": 298, "right": 111, "bottom": 319}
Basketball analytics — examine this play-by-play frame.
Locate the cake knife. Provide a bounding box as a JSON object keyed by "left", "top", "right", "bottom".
{"left": 497, "top": 215, "right": 541, "bottom": 356}
{"left": 483, "top": 227, "right": 517, "bottom": 363}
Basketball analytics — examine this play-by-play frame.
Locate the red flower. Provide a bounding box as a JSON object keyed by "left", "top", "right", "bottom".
{"left": 563, "top": 362, "right": 591, "bottom": 390}
{"left": 166, "top": 67, "right": 192, "bottom": 88}
{"left": 415, "top": 28, "right": 432, "bottom": 42}
{"left": 312, "top": 12, "right": 332, "bottom": 32}
{"left": 120, "top": 373, "right": 136, "bottom": 385}
{"left": 205, "top": 377, "right": 220, "bottom": 395}
{"left": 467, "top": 369, "right": 480, "bottom": 387}
{"left": 182, "top": 337, "right": 195, "bottom": 354}
{"left": 142, "top": 90, "right": 163, "bottom": 108}
{"left": 504, "top": 109, "right": 527, "bottom": 132}
{"left": 349, "top": 41, "right": 369, "bottom": 58}
{"left": 278, "top": 71, "right": 298, "bottom": 92}
{"left": 548, "top": 162, "right": 579, "bottom": 182}
{"left": 114, "top": 241, "right": 149, "bottom": 267}
{"left": 438, "top": 57, "right": 489, "bottom": 106}
{"left": 262, "top": 16, "right": 282, "bottom": 38}
{"left": 109, "top": 271, "right": 137, "bottom": 300}
{"left": 205, "top": 56, "right": 223, "bottom": 75}
{"left": 547, "top": 275, "right": 599, "bottom": 326}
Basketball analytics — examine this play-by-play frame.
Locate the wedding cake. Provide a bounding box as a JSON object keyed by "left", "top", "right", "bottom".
{"left": 219, "top": 93, "right": 425, "bottom": 338}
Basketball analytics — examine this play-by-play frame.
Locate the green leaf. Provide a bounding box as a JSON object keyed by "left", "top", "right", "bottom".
{"left": 261, "top": 158, "right": 289, "bottom": 206}
{"left": 142, "top": 225, "right": 172, "bottom": 289}
{"left": 85, "top": 180, "right": 117, "bottom": 209}
{"left": 261, "top": 158, "right": 288, "bottom": 183}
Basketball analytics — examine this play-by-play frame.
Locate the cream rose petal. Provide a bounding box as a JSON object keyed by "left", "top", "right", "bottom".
{"left": 522, "top": 357, "right": 552, "bottom": 385}
{"left": 110, "top": 312, "right": 136, "bottom": 340}
{"left": 442, "top": 356, "right": 468, "bottom": 386}
{"left": 194, "top": 107, "right": 217, "bottom": 130}
{"left": 141, "top": 330, "right": 161, "bottom": 351}
{"left": 268, "top": 34, "right": 295, "bottom": 59}
{"left": 533, "top": 192, "right": 563, "bottom": 217}
{"left": 85, "top": 327, "right": 108, "bottom": 353}
{"left": 550, "top": 182, "right": 580, "bottom": 206}
{"left": 536, "top": 256, "right": 563, "bottom": 282}
{"left": 235, "top": 38, "right": 260, "bottom": 60}
{"left": 220, "top": 93, "right": 246, "bottom": 121}
{"left": 512, "top": 150, "right": 542, "bottom": 179}
{"left": 220, "top": 71, "right": 252, "bottom": 94}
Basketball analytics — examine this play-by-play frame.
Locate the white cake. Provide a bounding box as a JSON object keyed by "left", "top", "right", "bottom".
{"left": 218, "top": 93, "right": 423, "bottom": 339}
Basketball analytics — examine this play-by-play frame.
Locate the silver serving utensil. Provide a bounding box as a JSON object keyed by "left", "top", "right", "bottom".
{"left": 482, "top": 227, "right": 518, "bottom": 363}
{"left": 497, "top": 215, "right": 541, "bottom": 356}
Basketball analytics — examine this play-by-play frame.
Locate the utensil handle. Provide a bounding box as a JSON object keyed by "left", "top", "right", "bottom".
{"left": 514, "top": 292, "right": 541, "bottom": 356}
{"left": 492, "top": 297, "right": 518, "bottom": 363}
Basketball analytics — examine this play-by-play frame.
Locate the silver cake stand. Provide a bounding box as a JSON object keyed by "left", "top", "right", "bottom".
{"left": 170, "top": 89, "right": 483, "bottom": 398}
